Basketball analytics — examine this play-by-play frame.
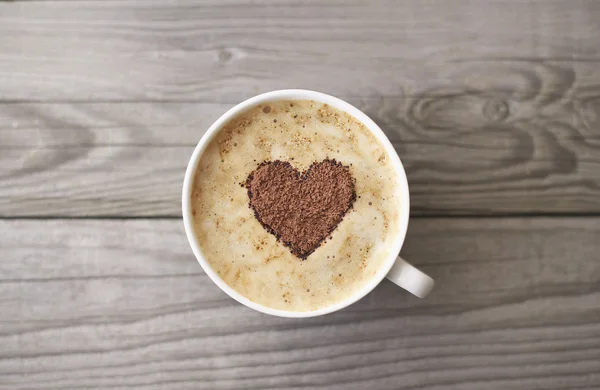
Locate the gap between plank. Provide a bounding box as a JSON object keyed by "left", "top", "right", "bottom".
{"left": 2, "top": 213, "right": 600, "bottom": 220}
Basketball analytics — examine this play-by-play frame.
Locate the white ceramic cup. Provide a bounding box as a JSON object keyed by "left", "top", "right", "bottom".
{"left": 182, "top": 89, "right": 434, "bottom": 318}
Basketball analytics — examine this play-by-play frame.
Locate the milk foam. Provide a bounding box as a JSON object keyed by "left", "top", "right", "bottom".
{"left": 191, "top": 100, "right": 402, "bottom": 312}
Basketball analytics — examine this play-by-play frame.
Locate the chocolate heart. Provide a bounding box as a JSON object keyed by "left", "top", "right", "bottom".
{"left": 246, "top": 159, "right": 356, "bottom": 259}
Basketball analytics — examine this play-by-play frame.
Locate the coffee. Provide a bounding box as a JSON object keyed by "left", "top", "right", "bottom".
{"left": 191, "top": 100, "right": 403, "bottom": 312}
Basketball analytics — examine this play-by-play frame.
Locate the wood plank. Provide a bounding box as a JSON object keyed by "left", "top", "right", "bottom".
{"left": 1, "top": 0, "right": 600, "bottom": 101}
{"left": 2, "top": 96, "right": 600, "bottom": 216}
{"left": 0, "top": 218, "right": 599, "bottom": 389}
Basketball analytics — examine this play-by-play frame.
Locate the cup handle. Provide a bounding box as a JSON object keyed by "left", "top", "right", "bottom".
{"left": 386, "top": 257, "right": 434, "bottom": 298}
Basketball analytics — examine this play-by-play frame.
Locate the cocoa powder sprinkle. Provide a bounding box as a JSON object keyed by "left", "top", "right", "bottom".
{"left": 246, "top": 159, "right": 355, "bottom": 259}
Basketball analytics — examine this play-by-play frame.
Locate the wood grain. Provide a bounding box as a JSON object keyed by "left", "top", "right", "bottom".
{"left": 0, "top": 218, "right": 599, "bottom": 389}
{"left": 1, "top": 0, "right": 600, "bottom": 102}
{"left": 2, "top": 93, "right": 600, "bottom": 216}
{"left": 2, "top": 1, "right": 600, "bottom": 389}
{"left": 2, "top": 0, "right": 600, "bottom": 216}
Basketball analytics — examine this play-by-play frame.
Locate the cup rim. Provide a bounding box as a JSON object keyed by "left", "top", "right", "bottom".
{"left": 182, "top": 89, "right": 410, "bottom": 318}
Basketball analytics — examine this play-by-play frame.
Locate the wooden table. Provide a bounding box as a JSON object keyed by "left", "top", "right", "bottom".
{"left": 2, "top": 1, "right": 600, "bottom": 389}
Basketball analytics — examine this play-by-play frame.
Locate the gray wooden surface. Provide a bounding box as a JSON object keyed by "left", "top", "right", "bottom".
{"left": 2, "top": 219, "right": 600, "bottom": 390}
{"left": 1, "top": 1, "right": 600, "bottom": 389}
